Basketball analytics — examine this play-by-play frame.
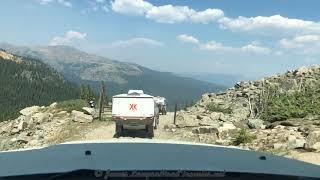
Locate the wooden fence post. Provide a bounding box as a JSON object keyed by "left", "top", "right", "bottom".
{"left": 99, "top": 81, "right": 105, "bottom": 120}
{"left": 173, "top": 103, "right": 178, "bottom": 125}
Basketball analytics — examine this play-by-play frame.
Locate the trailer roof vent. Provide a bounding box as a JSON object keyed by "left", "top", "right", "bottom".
{"left": 128, "top": 90, "right": 144, "bottom": 96}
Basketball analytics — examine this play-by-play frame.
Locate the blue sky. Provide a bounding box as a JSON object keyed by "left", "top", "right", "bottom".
{"left": 1, "top": 0, "right": 320, "bottom": 78}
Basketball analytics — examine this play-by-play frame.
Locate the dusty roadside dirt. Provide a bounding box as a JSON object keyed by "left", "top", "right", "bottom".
{"left": 68, "top": 112, "right": 320, "bottom": 166}
{"left": 289, "top": 151, "right": 320, "bottom": 165}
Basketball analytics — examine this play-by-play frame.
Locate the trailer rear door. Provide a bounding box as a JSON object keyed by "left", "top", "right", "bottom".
{"left": 112, "top": 97, "right": 155, "bottom": 118}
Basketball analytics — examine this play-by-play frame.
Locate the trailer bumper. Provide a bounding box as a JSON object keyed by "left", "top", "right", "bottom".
{"left": 112, "top": 117, "right": 154, "bottom": 126}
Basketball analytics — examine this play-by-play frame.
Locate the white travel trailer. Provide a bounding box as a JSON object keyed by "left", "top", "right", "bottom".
{"left": 112, "top": 90, "right": 159, "bottom": 137}
{"left": 154, "top": 96, "right": 167, "bottom": 115}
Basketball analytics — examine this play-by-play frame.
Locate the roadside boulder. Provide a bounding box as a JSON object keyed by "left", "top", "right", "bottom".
{"left": 199, "top": 116, "right": 219, "bottom": 127}
{"left": 19, "top": 106, "right": 40, "bottom": 116}
{"left": 304, "top": 131, "right": 320, "bottom": 151}
{"left": 176, "top": 114, "right": 198, "bottom": 127}
{"left": 288, "top": 138, "right": 306, "bottom": 149}
{"left": 56, "top": 111, "right": 69, "bottom": 117}
{"left": 210, "top": 112, "right": 222, "bottom": 121}
{"left": 82, "top": 107, "right": 99, "bottom": 118}
{"left": 32, "top": 112, "right": 53, "bottom": 123}
{"left": 219, "top": 114, "right": 231, "bottom": 122}
{"left": 71, "top": 110, "right": 93, "bottom": 123}
{"left": 10, "top": 128, "right": 19, "bottom": 135}
{"left": 248, "top": 119, "right": 264, "bottom": 129}
{"left": 294, "top": 66, "right": 311, "bottom": 76}
{"left": 49, "top": 102, "right": 58, "bottom": 108}
{"left": 192, "top": 126, "right": 218, "bottom": 134}
{"left": 273, "top": 143, "right": 287, "bottom": 150}
{"left": 201, "top": 94, "right": 210, "bottom": 102}
{"left": 164, "top": 124, "right": 177, "bottom": 132}
{"left": 218, "top": 122, "right": 236, "bottom": 132}
{"left": 17, "top": 121, "right": 28, "bottom": 131}
{"left": 232, "top": 107, "right": 250, "bottom": 122}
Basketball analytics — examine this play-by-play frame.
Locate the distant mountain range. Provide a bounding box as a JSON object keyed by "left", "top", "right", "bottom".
{"left": 0, "top": 50, "right": 79, "bottom": 121}
{"left": 178, "top": 72, "right": 248, "bottom": 87}
{"left": 0, "top": 43, "right": 226, "bottom": 109}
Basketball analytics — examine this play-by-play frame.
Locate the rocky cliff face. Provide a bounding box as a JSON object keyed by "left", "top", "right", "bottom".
{"left": 173, "top": 65, "right": 320, "bottom": 155}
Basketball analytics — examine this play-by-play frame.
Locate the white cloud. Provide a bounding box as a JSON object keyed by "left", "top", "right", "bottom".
{"left": 111, "top": 0, "right": 153, "bottom": 16}
{"left": 178, "top": 34, "right": 271, "bottom": 54}
{"left": 275, "top": 51, "right": 284, "bottom": 56}
{"left": 190, "top": 8, "right": 224, "bottom": 24}
{"left": 176, "top": 34, "right": 199, "bottom": 44}
{"left": 219, "top": 15, "right": 320, "bottom": 36}
{"left": 110, "top": 0, "right": 320, "bottom": 37}
{"left": 39, "top": 0, "right": 54, "bottom": 5}
{"left": 146, "top": 5, "right": 193, "bottom": 23}
{"left": 199, "top": 41, "right": 231, "bottom": 51}
{"left": 110, "top": 37, "right": 164, "bottom": 48}
{"left": 241, "top": 44, "right": 271, "bottom": 54}
{"left": 57, "top": 0, "right": 72, "bottom": 7}
{"left": 38, "top": 0, "right": 72, "bottom": 7}
{"left": 111, "top": 0, "right": 223, "bottom": 24}
{"left": 279, "top": 34, "right": 320, "bottom": 54}
{"left": 49, "top": 30, "right": 87, "bottom": 46}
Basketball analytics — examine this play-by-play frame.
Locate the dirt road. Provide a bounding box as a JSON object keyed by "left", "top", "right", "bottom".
{"left": 82, "top": 112, "right": 177, "bottom": 141}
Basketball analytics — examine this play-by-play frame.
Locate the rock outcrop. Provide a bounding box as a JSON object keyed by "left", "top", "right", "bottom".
{"left": 72, "top": 110, "right": 93, "bottom": 123}
{"left": 174, "top": 65, "right": 320, "bottom": 154}
{"left": 0, "top": 103, "right": 97, "bottom": 151}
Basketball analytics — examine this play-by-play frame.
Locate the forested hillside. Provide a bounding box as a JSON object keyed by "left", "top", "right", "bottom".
{"left": 0, "top": 44, "right": 226, "bottom": 108}
{"left": 0, "top": 50, "right": 79, "bottom": 121}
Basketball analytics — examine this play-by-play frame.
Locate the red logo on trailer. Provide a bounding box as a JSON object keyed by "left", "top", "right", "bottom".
{"left": 129, "top": 104, "right": 137, "bottom": 111}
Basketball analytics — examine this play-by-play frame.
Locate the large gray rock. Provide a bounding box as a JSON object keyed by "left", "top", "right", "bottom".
{"left": 10, "top": 128, "right": 19, "bottom": 135}
{"left": 304, "top": 131, "right": 320, "bottom": 151}
{"left": 32, "top": 112, "right": 53, "bottom": 123}
{"left": 210, "top": 112, "right": 222, "bottom": 121}
{"left": 273, "top": 143, "right": 287, "bottom": 150}
{"left": 71, "top": 110, "right": 93, "bottom": 123}
{"left": 82, "top": 107, "right": 99, "bottom": 118}
{"left": 164, "top": 124, "right": 177, "bottom": 132}
{"left": 56, "top": 111, "right": 69, "bottom": 117}
{"left": 294, "top": 66, "right": 311, "bottom": 76}
{"left": 49, "top": 102, "right": 58, "bottom": 108}
{"left": 287, "top": 138, "right": 306, "bottom": 149}
{"left": 176, "top": 114, "right": 198, "bottom": 127}
{"left": 0, "top": 124, "right": 11, "bottom": 134}
{"left": 199, "top": 116, "right": 219, "bottom": 127}
{"left": 19, "top": 106, "right": 40, "bottom": 116}
{"left": 248, "top": 119, "right": 264, "bottom": 129}
{"left": 219, "top": 114, "right": 231, "bottom": 122}
{"left": 192, "top": 126, "right": 218, "bottom": 134}
{"left": 201, "top": 94, "right": 210, "bottom": 102}
{"left": 17, "top": 121, "right": 28, "bottom": 131}
{"left": 231, "top": 107, "right": 250, "bottom": 122}
{"left": 218, "top": 122, "right": 236, "bottom": 132}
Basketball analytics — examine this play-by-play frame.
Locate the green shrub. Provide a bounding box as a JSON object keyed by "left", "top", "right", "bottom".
{"left": 261, "top": 88, "right": 320, "bottom": 122}
{"left": 56, "top": 99, "right": 87, "bottom": 112}
{"left": 206, "top": 102, "right": 232, "bottom": 114}
{"left": 232, "top": 129, "right": 256, "bottom": 145}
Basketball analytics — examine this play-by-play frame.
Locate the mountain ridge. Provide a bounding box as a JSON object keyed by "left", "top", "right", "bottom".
{"left": 0, "top": 43, "right": 226, "bottom": 108}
